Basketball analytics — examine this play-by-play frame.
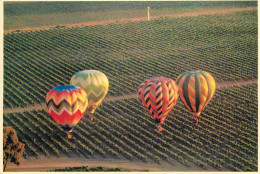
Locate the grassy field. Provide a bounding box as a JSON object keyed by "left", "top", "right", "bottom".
{"left": 3, "top": 1, "right": 258, "bottom": 172}
{"left": 4, "top": 1, "right": 257, "bottom": 29}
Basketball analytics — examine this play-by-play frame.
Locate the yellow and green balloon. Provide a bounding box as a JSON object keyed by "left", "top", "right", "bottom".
{"left": 70, "top": 70, "right": 109, "bottom": 120}
{"left": 176, "top": 70, "right": 215, "bottom": 123}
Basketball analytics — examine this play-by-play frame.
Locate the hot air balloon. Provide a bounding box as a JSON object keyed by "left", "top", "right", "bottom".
{"left": 138, "top": 77, "right": 179, "bottom": 131}
{"left": 176, "top": 70, "right": 215, "bottom": 123}
{"left": 70, "top": 70, "right": 109, "bottom": 121}
{"left": 46, "top": 85, "right": 88, "bottom": 139}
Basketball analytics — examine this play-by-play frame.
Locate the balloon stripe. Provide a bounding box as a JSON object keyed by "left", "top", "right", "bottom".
{"left": 195, "top": 74, "right": 201, "bottom": 113}
{"left": 150, "top": 85, "right": 157, "bottom": 96}
{"left": 93, "top": 72, "right": 99, "bottom": 86}
{"left": 189, "top": 96, "right": 196, "bottom": 106}
{"left": 145, "top": 96, "right": 150, "bottom": 105}
{"left": 140, "top": 84, "right": 147, "bottom": 108}
{"left": 144, "top": 90, "right": 150, "bottom": 97}
{"left": 189, "top": 76, "right": 196, "bottom": 86}
{"left": 187, "top": 75, "right": 196, "bottom": 112}
{"left": 48, "top": 89, "right": 85, "bottom": 104}
{"left": 156, "top": 83, "right": 161, "bottom": 91}
{"left": 156, "top": 91, "right": 162, "bottom": 99}
{"left": 157, "top": 105, "right": 163, "bottom": 111}
{"left": 176, "top": 72, "right": 188, "bottom": 84}
{"left": 158, "top": 111, "right": 163, "bottom": 116}
{"left": 206, "top": 72, "right": 216, "bottom": 99}
{"left": 168, "top": 91, "right": 174, "bottom": 103}
{"left": 200, "top": 73, "right": 212, "bottom": 110}
{"left": 187, "top": 86, "right": 195, "bottom": 98}
{"left": 149, "top": 86, "right": 157, "bottom": 109}
{"left": 162, "top": 83, "right": 169, "bottom": 105}
{"left": 197, "top": 73, "right": 208, "bottom": 112}
{"left": 162, "top": 83, "right": 170, "bottom": 114}
{"left": 49, "top": 109, "right": 85, "bottom": 127}
{"left": 156, "top": 99, "right": 163, "bottom": 106}
{"left": 156, "top": 82, "right": 163, "bottom": 116}
{"left": 183, "top": 74, "right": 194, "bottom": 112}
{"left": 177, "top": 75, "right": 190, "bottom": 111}
{"left": 157, "top": 82, "right": 164, "bottom": 114}
{"left": 47, "top": 99, "right": 87, "bottom": 115}
{"left": 46, "top": 91, "right": 73, "bottom": 104}
{"left": 146, "top": 84, "right": 152, "bottom": 88}
{"left": 46, "top": 98, "right": 87, "bottom": 109}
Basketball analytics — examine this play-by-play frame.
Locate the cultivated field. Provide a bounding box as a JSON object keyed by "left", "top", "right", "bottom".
{"left": 4, "top": 1, "right": 257, "bottom": 30}
{"left": 3, "top": 84, "right": 258, "bottom": 171}
{"left": 3, "top": 1, "right": 258, "bottom": 172}
{"left": 3, "top": 11, "right": 257, "bottom": 108}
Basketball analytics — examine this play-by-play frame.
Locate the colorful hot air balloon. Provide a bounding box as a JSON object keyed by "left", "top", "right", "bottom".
{"left": 138, "top": 77, "right": 179, "bottom": 131}
{"left": 70, "top": 70, "right": 109, "bottom": 121}
{"left": 176, "top": 70, "right": 215, "bottom": 123}
{"left": 46, "top": 85, "right": 88, "bottom": 139}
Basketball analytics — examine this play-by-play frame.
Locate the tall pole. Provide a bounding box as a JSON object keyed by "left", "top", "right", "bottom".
{"left": 148, "top": 7, "right": 150, "bottom": 21}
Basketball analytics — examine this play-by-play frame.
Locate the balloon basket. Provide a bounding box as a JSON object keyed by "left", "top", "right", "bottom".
{"left": 194, "top": 117, "right": 199, "bottom": 124}
{"left": 157, "top": 125, "right": 163, "bottom": 132}
{"left": 67, "top": 133, "right": 72, "bottom": 140}
{"left": 85, "top": 114, "right": 93, "bottom": 121}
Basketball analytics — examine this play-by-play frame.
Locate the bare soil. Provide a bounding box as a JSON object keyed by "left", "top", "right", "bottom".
{"left": 217, "top": 78, "right": 257, "bottom": 89}
{"left": 3, "top": 78, "right": 257, "bottom": 114}
{"left": 4, "top": 7, "right": 256, "bottom": 34}
{"left": 6, "top": 155, "right": 215, "bottom": 172}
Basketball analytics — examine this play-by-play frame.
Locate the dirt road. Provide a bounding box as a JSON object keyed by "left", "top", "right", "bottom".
{"left": 3, "top": 78, "right": 257, "bottom": 114}
{"left": 6, "top": 155, "right": 216, "bottom": 172}
{"left": 4, "top": 6, "right": 257, "bottom": 34}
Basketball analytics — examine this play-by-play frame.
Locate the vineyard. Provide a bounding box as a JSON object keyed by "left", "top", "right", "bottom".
{"left": 3, "top": 2, "right": 258, "bottom": 172}
{"left": 3, "top": 84, "right": 258, "bottom": 171}
{"left": 4, "top": 1, "right": 257, "bottom": 30}
{"left": 3, "top": 10, "right": 257, "bottom": 109}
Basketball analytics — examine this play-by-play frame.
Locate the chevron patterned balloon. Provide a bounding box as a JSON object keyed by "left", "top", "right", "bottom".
{"left": 138, "top": 77, "right": 179, "bottom": 131}
{"left": 176, "top": 70, "right": 215, "bottom": 123}
{"left": 46, "top": 85, "right": 88, "bottom": 138}
{"left": 70, "top": 70, "right": 109, "bottom": 115}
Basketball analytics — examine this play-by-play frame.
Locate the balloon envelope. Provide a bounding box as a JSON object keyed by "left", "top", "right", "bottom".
{"left": 46, "top": 85, "right": 88, "bottom": 133}
{"left": 70, "top": 70, "right": 109, "bottom": 114}
{"left": 138, "top": 77, "right": 179, "bottom": 125}
{"left": 176, "top": 70, "right": 215, "bottom": 116}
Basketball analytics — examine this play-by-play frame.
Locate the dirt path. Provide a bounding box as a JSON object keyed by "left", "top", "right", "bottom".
{"left": 3, "top": 78, "right": 257, "bottom": 114}
{"left": 6, "top": 155, "right": 215, "bottom": 172}
{"left": 217, "top": 78, "right": 257, "bottom": 88}
{"left": 4, "top": 6, "right": 256, "bottom": 34}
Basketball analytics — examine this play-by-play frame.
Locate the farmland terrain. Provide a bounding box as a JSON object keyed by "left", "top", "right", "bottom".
{"left": 3, "top": 78, "right": 258, "bottom": 114}
{"left": 3, "top": 1, "right": 258, "bottom": 172}
{"left": 4, "top": 6, "right": 257, "bottom": 34}
{"left": 4, "top": 1, "right": 257, "bottom": 30}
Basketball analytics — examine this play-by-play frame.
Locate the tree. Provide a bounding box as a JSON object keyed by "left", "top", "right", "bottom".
{"left": 3, "top": 127, "right": 25, "bottom": 172}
